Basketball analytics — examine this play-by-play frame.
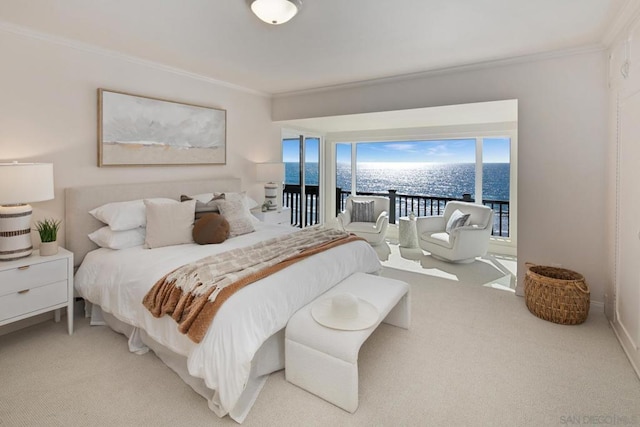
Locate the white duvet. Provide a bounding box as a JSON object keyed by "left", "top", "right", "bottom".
{"left": 74, "top": 223, "right": 381, "bottom": 421}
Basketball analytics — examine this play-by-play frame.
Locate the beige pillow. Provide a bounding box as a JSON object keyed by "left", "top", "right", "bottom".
{"left": 216, "top": 198, "right": 255, "bottom": 236}
{"left": 144, "top": 199, "right": 196, "bottom": 248}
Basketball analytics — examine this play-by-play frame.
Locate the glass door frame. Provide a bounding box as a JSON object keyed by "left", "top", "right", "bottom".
{"left": 282, "top": 128, "right": 325, "bottom": 227}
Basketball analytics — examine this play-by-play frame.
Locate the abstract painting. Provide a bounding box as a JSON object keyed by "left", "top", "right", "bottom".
{"left": 98, "top": 89, "right": 226, "bottom": 166}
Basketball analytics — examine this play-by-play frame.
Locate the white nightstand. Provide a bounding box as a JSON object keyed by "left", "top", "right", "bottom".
{"left": 0, "top": 247, "right": 74, "bottom": 335}
{"left": 252, "top": 207, "right": 291, "bottom": 225}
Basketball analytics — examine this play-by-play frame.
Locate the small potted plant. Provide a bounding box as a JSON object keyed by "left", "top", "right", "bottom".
{"left": 34, "top": 218, "right": 61, "bottom": 256}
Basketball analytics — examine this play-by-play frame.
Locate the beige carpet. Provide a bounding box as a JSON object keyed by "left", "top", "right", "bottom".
{"left": 1, "top": 258, "right": 638, "bottom": 426}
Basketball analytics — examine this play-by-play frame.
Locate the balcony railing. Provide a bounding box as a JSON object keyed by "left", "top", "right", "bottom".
{"left": 283, "top": 185, "right": 510, "bottom": 237}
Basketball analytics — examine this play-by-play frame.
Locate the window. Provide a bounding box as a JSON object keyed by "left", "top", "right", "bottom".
{"left": 335, "top": 137, "right": 513, "bottom": 238}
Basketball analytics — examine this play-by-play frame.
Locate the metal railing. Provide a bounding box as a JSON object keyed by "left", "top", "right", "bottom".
{"left": 283, "top": 185, "right": 510, "bottom": 237}
{"left": 282, "top": 184, "right": 320, "bottom": 227}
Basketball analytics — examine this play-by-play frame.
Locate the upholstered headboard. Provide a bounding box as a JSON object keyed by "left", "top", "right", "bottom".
{"left": 65, "top": 178, "right": 241, "bottom": 267}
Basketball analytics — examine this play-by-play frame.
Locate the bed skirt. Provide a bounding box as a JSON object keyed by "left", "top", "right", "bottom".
{"left": 89, "top": 303, "right": 285, "bottom": 423}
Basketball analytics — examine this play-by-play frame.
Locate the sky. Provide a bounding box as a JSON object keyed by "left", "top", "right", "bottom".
{"left": 283, "top": 137, "right": 510, "bottom": 163}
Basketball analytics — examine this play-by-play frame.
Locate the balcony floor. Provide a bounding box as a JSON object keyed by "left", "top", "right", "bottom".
{"left": 374, "top": 240, "right": 517, "bottom": 293}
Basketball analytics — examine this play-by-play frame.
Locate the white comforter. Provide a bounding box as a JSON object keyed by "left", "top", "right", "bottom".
{"left": 74, "top": 223, "right": 381, "bottom": 421}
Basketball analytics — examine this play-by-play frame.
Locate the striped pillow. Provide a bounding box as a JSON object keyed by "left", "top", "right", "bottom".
{"left": 446, "top": 209, "right": 471, "bottom": 233}
{"left": 181, "top": 193, "right": 225, "bottom": 219}
{"left": 351, "top": 200, "right": 375, "bottom": 223}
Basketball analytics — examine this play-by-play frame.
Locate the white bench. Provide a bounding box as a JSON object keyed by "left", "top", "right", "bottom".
{"left": 285, "top": 272, "right": 410, "bottom": 413}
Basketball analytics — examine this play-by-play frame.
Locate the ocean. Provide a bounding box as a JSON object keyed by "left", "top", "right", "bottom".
{"left": 285, "top": 162, "right": 510, "bottom": 201}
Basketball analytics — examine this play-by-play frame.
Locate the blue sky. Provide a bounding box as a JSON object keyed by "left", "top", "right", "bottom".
{"left": 283, "top": 137, "right": 510, "bottom": 163}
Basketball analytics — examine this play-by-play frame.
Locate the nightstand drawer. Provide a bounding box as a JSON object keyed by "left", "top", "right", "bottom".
{"left": 0, "top": 280, "right": 68, "bottom": 323}
{"left": 0, "top": 258, "right": 67, "bottom": 297}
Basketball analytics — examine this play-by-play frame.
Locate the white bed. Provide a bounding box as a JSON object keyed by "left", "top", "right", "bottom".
{"left": 66, "top": 179, "right": 381, "bottom": 423}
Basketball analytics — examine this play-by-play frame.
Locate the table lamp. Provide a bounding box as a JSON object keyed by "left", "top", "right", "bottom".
{"left": 0, "top": 162, "right": 54, "bottom": 261}
{"left": 256, "top": 162, "right": 285, "bottom": 211}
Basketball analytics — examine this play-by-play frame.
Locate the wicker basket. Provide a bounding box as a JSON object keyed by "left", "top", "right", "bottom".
{"left": 524, "top": 265, "right": 590, "bottom": 325}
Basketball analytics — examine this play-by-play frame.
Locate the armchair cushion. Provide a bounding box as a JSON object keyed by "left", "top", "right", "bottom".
{"left": 445, "top": 209, "right": 470, "bottom": 233}
{"left": 352, "top": 200, "right": 375, "bottom": 222}
{"left": 422, "top": 232, "right": 453, "bottom": 249}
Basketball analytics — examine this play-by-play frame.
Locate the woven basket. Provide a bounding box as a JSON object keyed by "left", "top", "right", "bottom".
{"left": 524, "top": 265, "right": 590, "bottom": 325}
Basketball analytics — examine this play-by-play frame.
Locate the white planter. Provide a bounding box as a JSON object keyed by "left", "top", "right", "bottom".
{"left": 39, "top": 241, "right": 58, "bottom": 256}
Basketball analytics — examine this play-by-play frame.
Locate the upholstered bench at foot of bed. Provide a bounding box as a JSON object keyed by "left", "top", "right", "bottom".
{"left": 284, "top": 272, "right": 410, "bottom": 413}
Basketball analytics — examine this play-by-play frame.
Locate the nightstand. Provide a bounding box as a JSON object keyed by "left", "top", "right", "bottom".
{"left": 0, "top": 247, "right": 74, "bottom": 334}
{"left": 251, "top": 207, "right": 292, "bottom": 225}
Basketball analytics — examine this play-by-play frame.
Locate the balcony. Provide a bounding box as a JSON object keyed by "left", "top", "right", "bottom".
{"left": 283, "top": 185, "right": 510, "bottom": 237}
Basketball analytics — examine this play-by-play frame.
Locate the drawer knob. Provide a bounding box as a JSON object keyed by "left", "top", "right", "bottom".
{"left": 17, "top": 265, "right": 30, "bottom": 271}
{"left": 17, "top": 289, "right": 30, "bottom": 294}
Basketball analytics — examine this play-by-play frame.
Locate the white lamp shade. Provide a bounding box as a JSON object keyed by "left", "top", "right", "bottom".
{"left": 249, "top": 0, "right": 301, "bottom": 25}
{"left": 0, "top": 163, "right": 54, "bottom": 205}
{"left": 256, "top": 162, "right": 285, "bottom": 183}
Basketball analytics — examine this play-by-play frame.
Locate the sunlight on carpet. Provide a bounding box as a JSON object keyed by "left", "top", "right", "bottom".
{"left": 377, "top": 241, "right": 517, "bottom": 292}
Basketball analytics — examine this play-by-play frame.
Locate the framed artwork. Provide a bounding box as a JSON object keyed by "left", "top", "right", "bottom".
{"left": 98, "top": 89, "right": 226, "bottom": 166}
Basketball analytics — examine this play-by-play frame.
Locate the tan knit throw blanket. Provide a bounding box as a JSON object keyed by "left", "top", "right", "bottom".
{"left": 143, "top": 226, "right": 362, "bottom": 343}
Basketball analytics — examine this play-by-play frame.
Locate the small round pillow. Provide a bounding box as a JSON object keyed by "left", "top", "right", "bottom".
{"left": 192, "top": 213, "right": 230, "bottom": 245}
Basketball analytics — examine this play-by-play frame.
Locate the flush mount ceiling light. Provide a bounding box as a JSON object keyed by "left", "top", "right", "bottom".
{"left": 248, "top": 0, "right": 302, "bottom": 25}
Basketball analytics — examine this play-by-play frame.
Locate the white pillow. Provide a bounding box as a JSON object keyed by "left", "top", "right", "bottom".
{"left": 88, "top": 226, "right": 145, "bottom": 250}
{"left": 215, "top": 192, "right": 259, "bottom": 210}
{"left": 446, "top": 209, "right": 471, "bottom": 233}
{"left": 89, "top": 198, "right": 177, "bottom": 231}
{"left": 144, "top": 199, "right": 196, "bottom": 249}
{"left": 216, "top": 198, "right": 255, "bottom": 236}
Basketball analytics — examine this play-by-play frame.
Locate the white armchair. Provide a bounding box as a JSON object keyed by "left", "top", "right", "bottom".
{"left": 337, "top": 196, "right": 389, "bottom": 245}
{"left": 416, "top": 201, "right": 494, "bottom": 263}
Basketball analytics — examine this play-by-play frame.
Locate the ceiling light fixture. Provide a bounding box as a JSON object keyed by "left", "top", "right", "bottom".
{"left": 248, "top": 0, "right": 302, "bottom": 25}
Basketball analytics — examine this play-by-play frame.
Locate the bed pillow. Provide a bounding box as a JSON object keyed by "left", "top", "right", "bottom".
{"left": 215, "top": 192, "right": 259, "bottom": 210}
{"left": 88, "top": 226, "right": 146, "bottom": 249}
{"left": 181, "top": 193, "right": 225, "bottom": 219}
{"left": 216, "top": 198, "right": 255, "bottom": 237}
{"left": 89, "top": 198, "right": 177, "bottom": 231}
{"left": 144, "top": 199, "right": 196, "bottom": 248}
{"left": 351, "top": 200, "right": 375, "bottom": 223}
{"left": 192, "top": 213, "right": 230, "bottom": 245}
{"left": 445, "top": 209, "right": 471, "bottom": 233}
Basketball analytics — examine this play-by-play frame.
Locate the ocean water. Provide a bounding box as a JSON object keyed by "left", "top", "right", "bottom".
{"left": 285, "top": 162, "right": 510, "bottom": 201}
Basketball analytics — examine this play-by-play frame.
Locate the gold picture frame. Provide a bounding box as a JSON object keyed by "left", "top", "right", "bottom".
{"left": 98, "top": 89, "right": 226, "bottom": 166}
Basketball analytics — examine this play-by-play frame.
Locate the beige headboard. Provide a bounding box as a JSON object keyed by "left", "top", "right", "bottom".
{"left": 65, "top": 178, "right": 242, "bottom": 267}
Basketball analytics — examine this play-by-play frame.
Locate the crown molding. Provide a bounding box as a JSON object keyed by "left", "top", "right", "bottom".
{"left": 273, "top": 44, "right": 606, "bottom": 99}
{"left": 0, "top": 20, "right": 270, "bottom": 98}
{"left": 602, "top": 0, "right": 640, "bottom": 47}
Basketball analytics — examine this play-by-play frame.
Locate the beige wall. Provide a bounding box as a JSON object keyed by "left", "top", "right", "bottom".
{"left": 273, "top": 50, "right": 610, "bottom": 303}
{"left": 0, "top": 28, "right": 280, "bottom": 248}
{"left": 0, "top": 26, "right": 611, "bottom": 304}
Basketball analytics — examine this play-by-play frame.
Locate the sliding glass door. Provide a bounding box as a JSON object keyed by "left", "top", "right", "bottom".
{"left": 283, "top": 135, "right": 321, "bottom": 227}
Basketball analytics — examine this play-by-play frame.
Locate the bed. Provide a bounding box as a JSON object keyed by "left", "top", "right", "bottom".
{"left": 65, "top": 178, "right": 381, "bottom": 423}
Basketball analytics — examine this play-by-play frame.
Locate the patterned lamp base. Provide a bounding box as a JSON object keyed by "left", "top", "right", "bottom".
{"left": 264, "top": 183, "right": 278, "bottom": 210}
{"left": 0, "top": 204, "right": 33, "bottom": 261}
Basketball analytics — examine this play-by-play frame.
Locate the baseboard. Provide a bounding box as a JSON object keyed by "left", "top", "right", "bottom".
{"left": 590, "top": 300, "right": 605, "bottom": 312}
{"left": 610, "top": 319, "right": 640, "bottom": 380}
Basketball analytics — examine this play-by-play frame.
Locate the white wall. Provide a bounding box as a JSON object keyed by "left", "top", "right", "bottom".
{"left": 0, "top": 27, "right": 281, "bottom": 248}
{"left": 273, "top": 50, "right": 610, "bottom": 303}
